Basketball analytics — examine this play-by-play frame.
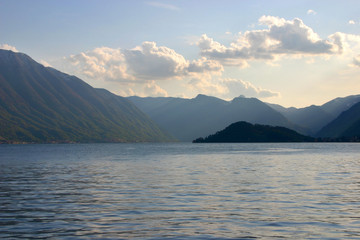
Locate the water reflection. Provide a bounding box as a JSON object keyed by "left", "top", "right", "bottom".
{"left": 0, "top": 143, "right": 360, "bottom": 239}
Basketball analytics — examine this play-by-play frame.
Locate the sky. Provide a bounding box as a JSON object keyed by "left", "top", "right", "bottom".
{"left": 1, "top": 0, "right": 360, "bottom": 107}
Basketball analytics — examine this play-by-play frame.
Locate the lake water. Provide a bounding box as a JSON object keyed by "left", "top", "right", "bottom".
{"left": 1, "top": 143, "right": 360, "bottom": 239}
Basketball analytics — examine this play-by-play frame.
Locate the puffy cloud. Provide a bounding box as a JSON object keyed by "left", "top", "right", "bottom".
{"left": 54, "top": 42, "right": 227, "bottom": 98}
{"left": 61, "top": 47, "right": 131, "bottom": 82}
{"left": 123, "top": 41, "right": 188, "bottom": 80}
{"left": 143, "top": 80, "right": 168, "bottom": 97}
{"left": 260, "top": 16, "right": 336, "bottom": 54}
{"left": 187, "top": 57, "right": 224, "bottom": 80}
{"left": 57, "top": 42, "right": 223, "bottom": 83}
{"left": 54, "top": 39, "right": 285, "bottom": 99}
{"left": 198, "top": 16, "right": 343, "bottom": 66}
{"left": 112, "top": 81, "right": 168, "bottom": 98}
{"left": 307, "top": 9, "right": 317, "bottom": 15}
{"left": 188, "top": 77, "right": 228, "bottom": 96}
{"left": 197, "top": 34, "right": 250, "bottom": 67}
{"left": 116, "top": 87, "right": 136, "bottom": 97}
{"left": 187, "top": 77, "right": 280, "bottom": 100}
{"left": 39, "top": 60, "right": 52, "bottom": 67}
{"left": 349, "top": 20, "right": 356, "bottom": 25}
{"left": 188, "top": 57, "right": 223, "bottom": 73}
{"left": 221, "top": 78, "right": 280, "bottom": 99}
{"left": 329, "top": 32, "right": 360, "bottom": 56}
{"left": 0, "top": 43, "right": 18, "bottom": 52}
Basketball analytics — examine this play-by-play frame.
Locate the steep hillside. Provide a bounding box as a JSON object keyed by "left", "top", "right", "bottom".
{"left": 0, "top": 50, "right": 173, "bottom": 143}
{"left": 317, "top": 102, "right": 360, "bottom": 138}
{"left": 268, "top": 94, "right": 360, "bottom": 135}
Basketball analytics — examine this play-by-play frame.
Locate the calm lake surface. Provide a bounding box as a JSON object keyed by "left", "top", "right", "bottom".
{"left": 1, "top": 143, "right": 360, "bottom": 239}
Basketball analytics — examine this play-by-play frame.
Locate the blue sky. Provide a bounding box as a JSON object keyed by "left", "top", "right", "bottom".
{"left": 1, "top": 0, "right": 360, "bottom": 107}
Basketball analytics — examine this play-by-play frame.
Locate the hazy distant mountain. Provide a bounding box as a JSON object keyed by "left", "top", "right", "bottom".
{"left": 267, "top": 104, "right": 332, "bottom": 135}
{"left": 268, "top": 95, "right": 360, "bottom": 135}
{"left": 316, "top": 102, "right": 360, "bottom": 138}
{"left": 129, "top": 95, "right": 297, "bottom": 141}
{"left": 0, "top": 50, "right": 173, "bottom": 143}
{"left": 193, "top": 121, "right": 314, "bottom": 143}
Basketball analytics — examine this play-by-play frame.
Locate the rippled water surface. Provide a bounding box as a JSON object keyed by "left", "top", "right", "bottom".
{"left": 1, "top": 143, "right": 360, "bottom": 239}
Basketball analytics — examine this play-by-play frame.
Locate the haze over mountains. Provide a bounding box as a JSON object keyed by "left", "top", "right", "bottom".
{"left": 129, "top": 95, "right": 298, "bottom": 142}
{"left": 0, "top": 50, "right": 172, "bottom": 143}
{"left": 129, "top": 94, "right": 360, "bottom": 141}
{"left": 193, "top": 105, "right": 360, "bottom": 143}
{"left": 0, "top": 49, "right": 359, "bottom": 143}
{"left": 317, "top": 101, "right": 360, "bottom": 139}
{"left": 268, "top": 95, "right": 360, "bottom": 136}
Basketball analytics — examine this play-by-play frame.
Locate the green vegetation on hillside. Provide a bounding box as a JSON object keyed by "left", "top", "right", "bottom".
{"left": 0, "top": 50, "right": 173, "bottom": 143}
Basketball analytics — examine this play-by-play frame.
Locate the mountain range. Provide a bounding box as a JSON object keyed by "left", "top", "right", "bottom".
{"left": 128, "top": 95, "right": 299, "bottom": 142}
{"left": 1, "top": 49, "right": 359, "bottom": 143}
{"left": 0, "top": 49, "right": 173, "bottom": 143}
{"left": 268, "top": 95, "right": 360, "bottom": 135}
{"left": 317, "top": 101, "right": 360, "bottom": 139}
{"left": 128, "top": 94, "right": 360, "bottom": 141}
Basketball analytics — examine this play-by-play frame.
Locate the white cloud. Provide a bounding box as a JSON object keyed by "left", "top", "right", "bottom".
{"left": 123, "top": 41, "right": 188, "bottom": 80}
{"left": 188, "top": 77, "right": 228, "bottom": 96}
{"left": 52, "top": 16, "right": 360, "bottom": 100}
{"left": 143, "top": 80, "right": 168, "bottom": 97}
{"left": 221, "top": 78, "right": 280, "bottom": 99}
{"left": 116, "top": 87, "right": 136, "bottom": 97}
{"left": 57, "top": 42, "right": 223, "bottom": 84}
{"left": 349, "top": 20, "right": 356, "bottom": 25}
{"left": 329, "top": 32, "right": 360, "bottom": 55}
{"left": 259, "top": 16, "right": 335, "bottom": 54}
{"left": 111, "top": 80, "right": 168, "bottom": 97}
{"left": 307, "top": 9, "right": 317, "bottom": 15}
{"left": 60, "top": 47, "right": 132, "bottom": 82}
{"left": 0, "top": 43, "right": 18, "bottom": 52}
{"left": 39, "top": 60, "right": 52, "bottom": 67}
{"left": 188, "top": 57, "right": 223, "bottom": 74}
{"left": 55, "top": 40, "right": 284, "bottom": 99}
{"left": 146, "top": 2, "right": 180, "bottom": 11}
{"left": 186, "top": 76, "right": 280, "bottom": 100}
{"left": 197, "top": 34, "right": 249, "bottom": 67}
{"left": 197, "top": 16, "right": 343, "bottom": 66}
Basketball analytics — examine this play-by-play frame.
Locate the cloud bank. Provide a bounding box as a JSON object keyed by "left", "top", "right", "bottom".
{"left": 56, "top": 42, "right": 226, "bottom": 98}
{"left": 198, "top": 16, "right": 343, "bottom": 66}
{"left": 55, "top": 15, "right": 358, "bottom": 99}
{"left": 60, "top": 42, "right": 223, "bottom": 83}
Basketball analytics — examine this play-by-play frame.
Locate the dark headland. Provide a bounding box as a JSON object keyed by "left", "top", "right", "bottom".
{"left": 193, "top": 121, "right": 360, "bottom": 143}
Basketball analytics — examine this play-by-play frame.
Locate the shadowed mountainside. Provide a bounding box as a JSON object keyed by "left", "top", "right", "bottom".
{"left": 317, "top": 101, "right": 360, "bottom": 139}
{"left": 268, "top": 95, "right": 360, "bottom": 136}
{"left": 0, "top": 50, "right": 173, "bottom": 143}
{"left": 193, "top": 121, "right": 314, "bottom": 143}
{"left": 129, "top": 95, "right": 300, "bottom": 142}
